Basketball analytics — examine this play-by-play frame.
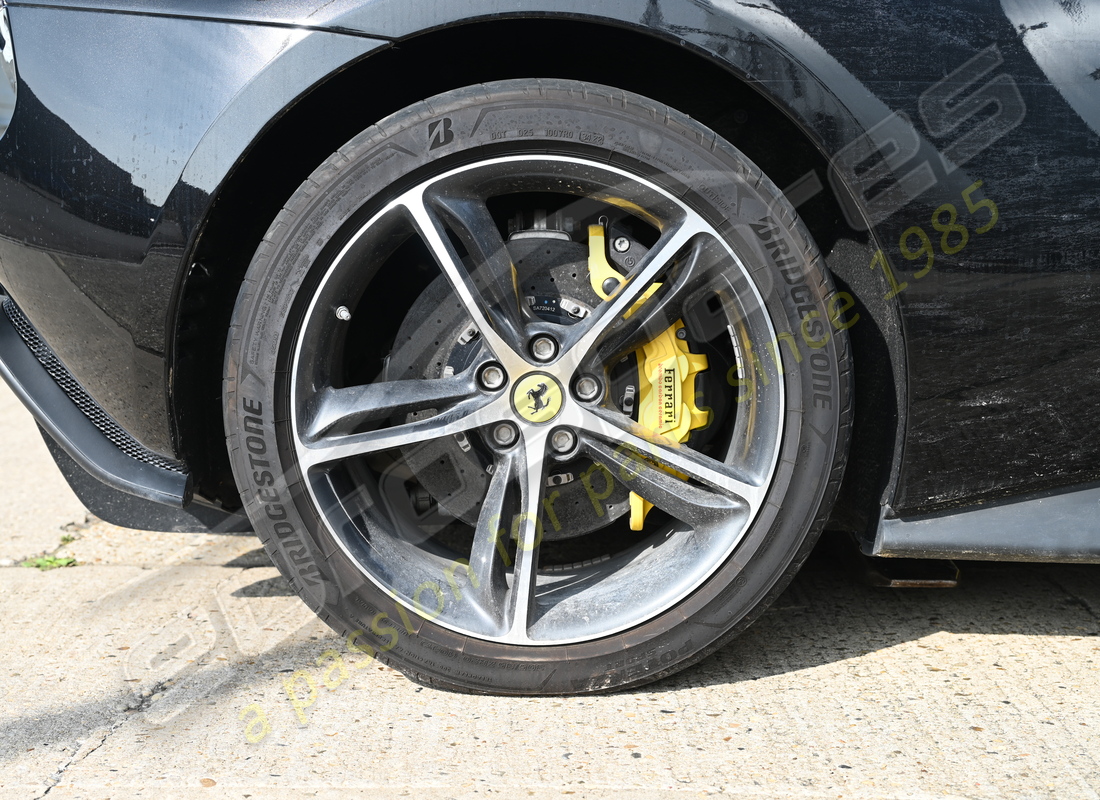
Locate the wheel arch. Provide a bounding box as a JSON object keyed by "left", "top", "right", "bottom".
{"left": 173, "top": 15, "right": 905, "bottom": 537}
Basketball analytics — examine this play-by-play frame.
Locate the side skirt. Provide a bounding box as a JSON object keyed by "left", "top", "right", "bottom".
{"left": 872, "top": 485, "right": 1100, "bottom": 563}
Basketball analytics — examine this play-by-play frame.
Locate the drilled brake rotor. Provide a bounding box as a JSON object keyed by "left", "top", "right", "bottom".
{"left": 386, "top": 235, "right": 632, "bottom": 541}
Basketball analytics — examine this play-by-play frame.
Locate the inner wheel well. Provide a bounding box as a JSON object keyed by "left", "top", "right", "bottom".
{"left": 175, "top": 17, "right": 892, "bottom": 531}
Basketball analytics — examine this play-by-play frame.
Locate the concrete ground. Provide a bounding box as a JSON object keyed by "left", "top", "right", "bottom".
{"left": 0, "top": 380, "right": 1098, "bottom": 800}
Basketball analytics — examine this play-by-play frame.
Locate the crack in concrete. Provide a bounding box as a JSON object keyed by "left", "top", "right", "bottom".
{"left": 24, "top": 562, "right": 275, "bottom": 796}
{"left": 36, "top": 727, "right": 111, "bottom": 799}
{"left": 34, "top": 681, "right": 170, "bottom": 798}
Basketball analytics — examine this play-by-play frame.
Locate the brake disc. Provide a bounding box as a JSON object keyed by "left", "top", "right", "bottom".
{"left": 386, "top": 231, "right": 632, "bottom": 541}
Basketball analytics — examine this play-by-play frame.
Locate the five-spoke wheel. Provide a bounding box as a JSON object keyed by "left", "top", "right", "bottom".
{"left": 225, "top": 80, "right": 849, "bottom": 693}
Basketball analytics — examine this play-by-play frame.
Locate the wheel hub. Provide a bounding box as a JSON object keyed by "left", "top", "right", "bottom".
{"left": 384, "top": 219, "right": 632, "bottom": 541}
{"left": 510, "top": 372, "right": 564, "bottom": 425}
{"left": 384, "top": 205, "right": 728, "bottom": 542}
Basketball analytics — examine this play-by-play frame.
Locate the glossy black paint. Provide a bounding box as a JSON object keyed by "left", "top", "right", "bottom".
{"left": 779, "top": 1, "right": 1100, "bottom": 514}
{"left": 0, "top": 0, "right": 1097, "bottom": 535}
{"left": 0, "top": 5, "right": 383, "bottom": 455}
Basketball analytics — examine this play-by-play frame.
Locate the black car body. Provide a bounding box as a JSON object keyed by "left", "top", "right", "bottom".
{"left": 0, "top": 0, "right": 1097, "bottom": 692}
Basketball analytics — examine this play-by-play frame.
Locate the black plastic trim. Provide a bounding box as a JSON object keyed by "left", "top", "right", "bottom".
{"left": 872, "top": 485, "right": 1100, "bottom": 564}
{"left": 4, "top": 299, "right": 185, "bottom": 473}
{"left": 40, "top": 429, "right": 248, "bottom": 532}
{"left": 0, "top": 292, "right": 191, "bottom": 507}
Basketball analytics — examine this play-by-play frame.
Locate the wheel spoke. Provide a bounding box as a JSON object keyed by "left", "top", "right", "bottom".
{"left": 581, "top": 437, "right": 741, "bottom": 529}
{"left": 504, "top": 426, "right": 549, "bottom": 642}
{"left": 466, "top": 448, "right": 517, "bottom": 623}
{"left": 400, "top": 187, "right": 527, "bottom": 372}
{"left": 557, "top": 216, "right": 709, "bottom": 372}
{"left": 430, "top": 193, "right": 529, "bottom": 340}
{"left": 591, "top": 236, "right": 724, "bottom": 367}
{"left": 577, "top": 406, "right": 767, "bottom": 514}
{"left": 303, "top": 371, "right": 479, "bottom": 441}
{"left": 299, "top": 394, "right": 507, "bottom": 471}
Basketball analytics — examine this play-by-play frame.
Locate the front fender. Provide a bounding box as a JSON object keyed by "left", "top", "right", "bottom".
{"left": 0, "top": 4, "right": 383, "bottom": 456}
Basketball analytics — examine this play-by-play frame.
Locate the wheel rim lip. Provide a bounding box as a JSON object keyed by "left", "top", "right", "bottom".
{"left": 288, "top": 153, "right": 787, "bottom": 646}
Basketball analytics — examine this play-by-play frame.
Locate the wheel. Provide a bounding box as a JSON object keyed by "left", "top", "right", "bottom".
{"left": 224, "top": 79, "right": 851, "bottom": 694}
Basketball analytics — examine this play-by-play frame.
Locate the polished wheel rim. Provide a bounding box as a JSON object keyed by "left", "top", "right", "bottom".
{"left": 290, "top": 155, "right": 784, "bottom": 645}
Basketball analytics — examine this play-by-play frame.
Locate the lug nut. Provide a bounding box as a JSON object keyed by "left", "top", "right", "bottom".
{"left": 574, "top": 375, "right": 602, "bottom": 402}
{"left": 478, "top": 363, "right": 506, "bottom": 391}
{"left": 530, "top": 335, "right": 558, "bottom": 362}
{"left": 613, "top": 236, "right": 631, "bottom": 253}
{"left": 492, "top": 423, "right": 518, "bottom": 448}
{"left": 550, "top": 428, "right": 577, "bottom": 454}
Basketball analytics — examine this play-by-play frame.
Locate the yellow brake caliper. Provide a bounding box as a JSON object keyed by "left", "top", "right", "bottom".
{"left": 587, "top": 224, "right": 711, "bottom": 531}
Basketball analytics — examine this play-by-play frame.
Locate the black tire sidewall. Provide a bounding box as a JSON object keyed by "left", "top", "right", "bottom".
{"left": 224, "top": 79, "right": 850, "bottom": 695}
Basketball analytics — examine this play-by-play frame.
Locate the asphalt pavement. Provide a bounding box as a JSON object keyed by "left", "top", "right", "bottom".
{"left": 1, "top": 379, "right": 1098, "bottom": 799}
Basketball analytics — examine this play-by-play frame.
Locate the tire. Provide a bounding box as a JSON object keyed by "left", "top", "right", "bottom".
{"left": 224, "top": 79, "right": 851, "bottom": 695}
